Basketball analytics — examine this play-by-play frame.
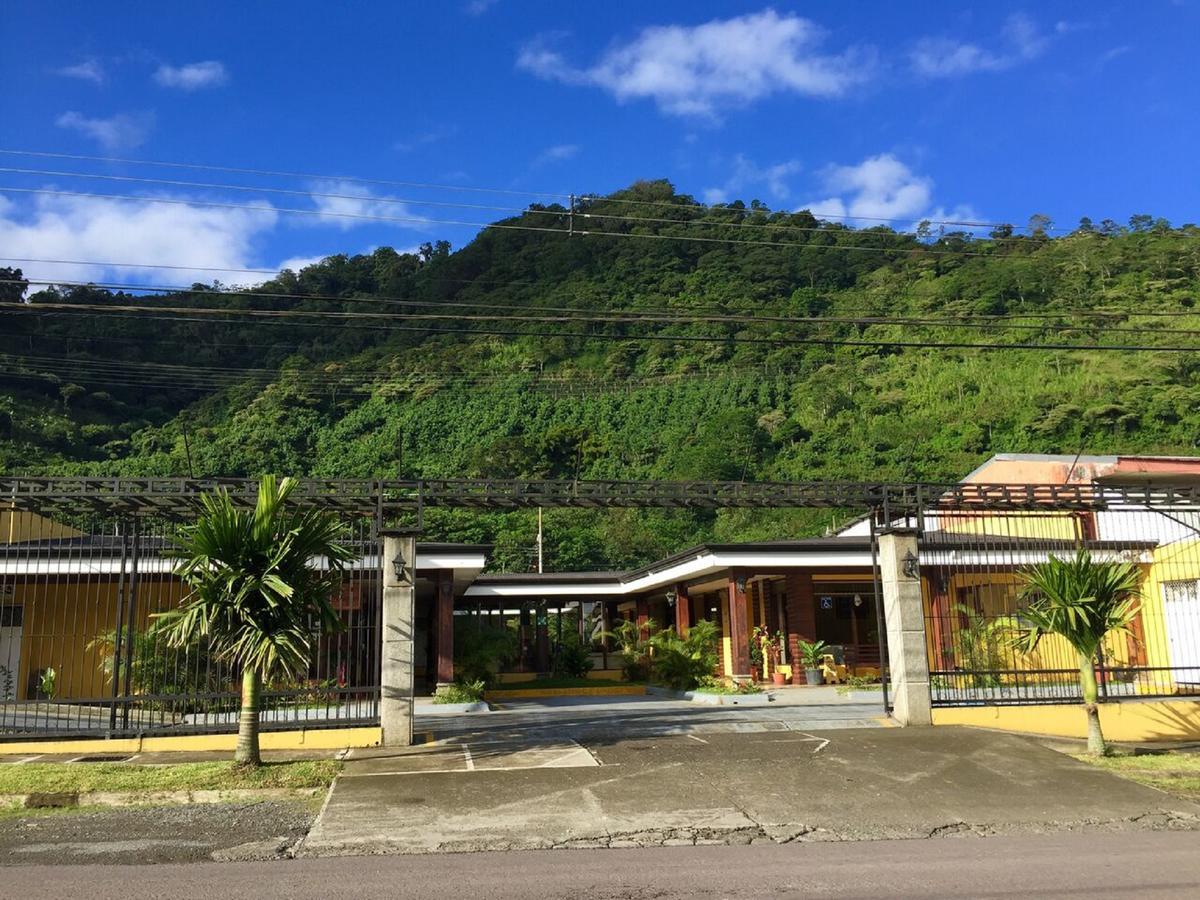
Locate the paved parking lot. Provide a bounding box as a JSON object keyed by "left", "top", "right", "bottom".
{"left": 303, "top": 721, "right": 1200, "bottom": 856}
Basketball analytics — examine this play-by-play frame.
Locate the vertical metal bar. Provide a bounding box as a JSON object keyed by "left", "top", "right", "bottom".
{"left": 120, "top": 517, "right": 140, "bottom": 731}
{"left": 108, "top": 525, "right": 129, "bottom": 735}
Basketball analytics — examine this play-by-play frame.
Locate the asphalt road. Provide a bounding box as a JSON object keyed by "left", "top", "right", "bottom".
{"left": 3, "top": 832, "right": 1198, "bottom": 899}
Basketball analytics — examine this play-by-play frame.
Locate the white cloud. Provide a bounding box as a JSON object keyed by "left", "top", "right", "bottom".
{"left": 465, "top": 0, "right": 498, "bottom": 15}
{"left": 55, "top": 111, "right": 154, "bottom": 150}
{"left": 54, "top": 59, "right": 106, "bottom": 84}
{"left": 532, "top": 144, "right": 580, "bottom": 166}
{"left": 800, "top": 154, "right": 934, "bottom": 223}
{"left": 154, "top": 60, "right": 229, "bottom": 90}
{"left": 306, "top": 181, "right": 430, "bottom": 231}
{"left": 911, "top": 13, "right": 1047, "bottom": 78}
{"left": 517, "top": 9, "right": 873, "bottom": 118}
{"left": 0, "top": 191, "right": 278, "bottom": 287}
{"left": 275, "top": 254, "right": 328, "bottom": 274}
{"left": 393, "top": 124, "right": 457, "bottom": 152}
{"left": 703, "top": 154, "right": 802, "bottom": 204}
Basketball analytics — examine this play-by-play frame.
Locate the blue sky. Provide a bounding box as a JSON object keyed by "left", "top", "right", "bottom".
{"left": 2, "top": 1, "right": 1197, "bottom": 286}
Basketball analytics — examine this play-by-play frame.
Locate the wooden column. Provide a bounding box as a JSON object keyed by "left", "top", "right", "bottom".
{"left": 926, "top": 568, "right": 953, "bottom": 672}
{"left": 785, "top": 572, "right": 816, "bottom": 684}
{"left": 674, "top": 583, "right": 691, "bottom": 635}
{"left": 636, "top": 595, "right": 650, "bottom": 640}
{"left": 727, "top": 572, "right": 751, "bottom": 679}
{"left": 435, "top": 569, "right": 454, "bottom": 687}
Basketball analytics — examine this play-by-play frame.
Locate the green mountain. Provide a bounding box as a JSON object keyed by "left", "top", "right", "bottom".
{"left": 3, "top": 182, "right": 1199, "bottom": 569}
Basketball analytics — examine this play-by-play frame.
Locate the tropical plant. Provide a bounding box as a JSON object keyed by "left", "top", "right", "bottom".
{"left": 87, "top": 627, "right": 220, "bottom": 709}
{"left": 648, "top": 619, "right": 719, "bottom": 690}
{"left": 1014, "top": 549, "right": 1143, "bottom": 755}
{"left": 0, "top": 664, "right": 12, "bottom": 701}
{"left": 454, "top": 619, "right": 519, "bottom": 685}
{"left": 797, "top": 640, "right": 830, "bottom": 668}
{"left": 552, "top": 634, "right": 595, "bottom": 679}
{"left": 602, "top": 617, "right": 658, "bottom": 682}
{"left": 951, "top": 603, "right": 1021, "bottom": 688}
{"left": 433, "top": 679, "right": 486, "bottom": 704}
{"left": 38, "top": 666, "right": 56, "bottom": 700}
{"left": 155, "top": 475, "right": 354, "bottom": 767}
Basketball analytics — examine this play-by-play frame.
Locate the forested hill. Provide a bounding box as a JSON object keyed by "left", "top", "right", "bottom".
{"left": 3, "top": 181, "right": 1199, "bottom": 569}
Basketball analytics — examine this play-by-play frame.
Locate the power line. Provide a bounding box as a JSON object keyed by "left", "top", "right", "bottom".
{"left": 0, "top": 166, "right": 1118, "bottom": 246}
{"left": 6, "top": 277, "right": 1200, "bottom": 336}
{"left": 5, "top": 301, "right": 1200, "bottom": 353}
{"left": 0, "top": 146, "right": 1083, "bottom": 233}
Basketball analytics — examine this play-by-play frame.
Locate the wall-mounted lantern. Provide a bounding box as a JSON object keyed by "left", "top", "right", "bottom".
{"left": 665, "top": 589, "right": 678, "bottom": 608}
{"left": 391, "top": 553, "right": 413, "bottom": 586}
{"left": 901, "top": 549, "right": 920, "bottom": 580}
{"left": 735, "top": 575, "right": 747, "bottom": 593}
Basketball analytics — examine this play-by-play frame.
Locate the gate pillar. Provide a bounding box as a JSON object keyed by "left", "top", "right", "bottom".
{"left": 878, "top": 528, "right": 932, "bottom": 726}
{"left": 380, "top": 532, "right": 416, "bottom": 747}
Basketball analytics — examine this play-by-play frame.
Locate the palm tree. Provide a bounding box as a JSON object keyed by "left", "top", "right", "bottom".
{"left": 156, "top": 476, "right": 354, "bottom": 766}
{"left": 1015, "top": 549, "right": 1142, "bottom": 756}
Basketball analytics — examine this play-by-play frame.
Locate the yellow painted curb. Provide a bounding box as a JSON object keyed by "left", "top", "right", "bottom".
{"left": 0, "top": 726, "right": 381, "bottom": 756}
{"left": 483, "top": 685, "right": 646, "bottom": 700}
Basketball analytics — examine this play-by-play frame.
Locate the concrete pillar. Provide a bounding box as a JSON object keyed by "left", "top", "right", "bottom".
{"left": 674, "top": 583, "right": 691, "bottom": 635}
{"left": 726, "top": 573, "right": 751, "bottom": 680}
{"left": 380, "top": 532, "right": 416, "bottom": 747}
{"left": 434, "top": 569, "right": 455, "bottom": 688}
{"left": 878, "top": 528, "right": 932, "bottom": 726}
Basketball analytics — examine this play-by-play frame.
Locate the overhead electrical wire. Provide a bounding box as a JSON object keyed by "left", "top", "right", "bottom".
{"left": 0, "top": 166, "right": 1125, "bottom": 246}
{"left": 3, "top": 277, "right": 1200, "bottom": 336}
{"left": 0, "top": 147, "right": 1077, "bottom": 233}
{"left": 4, "top": 301, "right": 1200, "bottom": 353}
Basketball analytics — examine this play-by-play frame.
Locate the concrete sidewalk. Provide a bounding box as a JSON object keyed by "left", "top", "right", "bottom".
{"left": 302, "top": 726, "right": 1200, "bottom": 856}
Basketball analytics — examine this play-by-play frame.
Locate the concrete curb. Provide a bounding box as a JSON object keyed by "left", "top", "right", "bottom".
{"left": 644, "top": 685, "right": 774, "bottom": 706}
{"left": 417, "top": 701, "right": 490, "bottom": 714}
{"left": 483, "top": 685, "right": 645, "bottom": 700}
{"left": 4, "top": 786, "right": 323, "bottom": 809}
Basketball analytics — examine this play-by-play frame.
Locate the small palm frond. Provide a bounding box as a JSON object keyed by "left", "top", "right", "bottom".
{"left": 1014, "top": 549, "right": 1142, "bottom": 659}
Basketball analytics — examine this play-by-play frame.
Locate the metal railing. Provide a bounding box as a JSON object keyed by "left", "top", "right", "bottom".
{"left": 920, "top": 507, "right": 1200, "bottom": 707}
{"left": 0, "top": 510, "right": 381, "bottom": 739}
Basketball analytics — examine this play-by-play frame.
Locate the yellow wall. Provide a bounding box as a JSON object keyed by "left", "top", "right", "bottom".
{"left": 12, "top": 577, "right": 186, "bottom": 701}
{"left": 925, "top": 570, "right": 1137, "bottom": 677}
{"left": 1, "top": 726, "right": 381, "bottom": 755}
{"left": 932, "top": 700, "right": 1200, "bottom": 742}
{"left": 1, "top": 508, "right": 82, "bottom": 544}
{"left": 1140, "top": 536, "right": 1200, "bottom": 682}
{"left": 935, "top": 510, "right": 1080, "bottom": 541}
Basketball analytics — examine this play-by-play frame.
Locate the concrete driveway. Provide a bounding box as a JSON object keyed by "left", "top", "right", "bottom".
{"left": 416, "top": 692, "right": 887, "bottom": 744}
{"left": 302, "top": 725, "right": 1200, "bottom": 856}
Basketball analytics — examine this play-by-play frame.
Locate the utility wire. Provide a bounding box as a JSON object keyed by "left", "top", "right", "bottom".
{"left": 4, "top": 278, "right": 1200, "bottom": 335}
{"left": 0, "top": 147, "right": 1080, "bottom": 233}
{"left": 5, "top": 301, "right": 1200, "bottom": 352}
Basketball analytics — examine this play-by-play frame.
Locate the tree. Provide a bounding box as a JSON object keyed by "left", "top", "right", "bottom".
{"left": 157, "top": 476, "right": 354, "bottom": 766}
{"left": 0, "top": 267, "right": 28, "bottom": 302}
{"left": 1014, "top": 549, "right": 1142, "bottom": 755}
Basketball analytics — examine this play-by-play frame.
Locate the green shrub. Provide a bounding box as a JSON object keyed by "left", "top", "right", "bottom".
{"left": 603, "top": 617, "right": 657, "bottom": 682}
{"left": 453, "top": 619, "right": 518, "bottom": 685}
{"left": 694, "top": 675, "right": 763, "bottom": 695}
{"left": 433, "top": 679, "right": 486, "bottom": 704}
{"left": 649, "top": 620, "right": 719, "bottom": 690}
{"left": 552, "top": 636, "right": 594, "bottom": 678}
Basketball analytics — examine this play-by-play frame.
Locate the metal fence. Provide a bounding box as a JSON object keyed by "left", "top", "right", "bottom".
{"left": 920, "top": 506, "right": 1200, "bottom": 707}
{"left": 0, "top": 509, "right": 381, "bottom": 738}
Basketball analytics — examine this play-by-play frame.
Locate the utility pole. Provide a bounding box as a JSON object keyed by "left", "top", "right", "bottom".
{"left": 568, "top": 194, "right": 575, "bottom": 237}
{"left": 536, "top": 507, "right": 544, "bottom": 574}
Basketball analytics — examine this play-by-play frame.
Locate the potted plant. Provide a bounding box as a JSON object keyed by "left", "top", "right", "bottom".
{"left": 797, "top": 640, "right": 828, "bottom": 686}
{"left": 748, "top": 632, "right": 763, "bottom": 682}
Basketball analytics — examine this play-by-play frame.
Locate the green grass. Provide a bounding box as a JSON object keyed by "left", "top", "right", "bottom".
{"left": 1075, "top": 751, "right": 1200, "bottom": 801}
{"left": 486, "top": 677, "right": 632, "bottom": 691}
{"left": 0, "top": 759, "right": 342, "bottom": 795}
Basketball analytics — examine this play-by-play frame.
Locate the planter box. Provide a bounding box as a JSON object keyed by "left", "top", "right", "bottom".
{"left": 421, "top": 701, "right": 490, "bottom": 714}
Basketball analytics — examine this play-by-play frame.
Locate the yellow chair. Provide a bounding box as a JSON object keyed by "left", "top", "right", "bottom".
{"left": 820, "top": 653, "right": 847, "bottom": 685}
